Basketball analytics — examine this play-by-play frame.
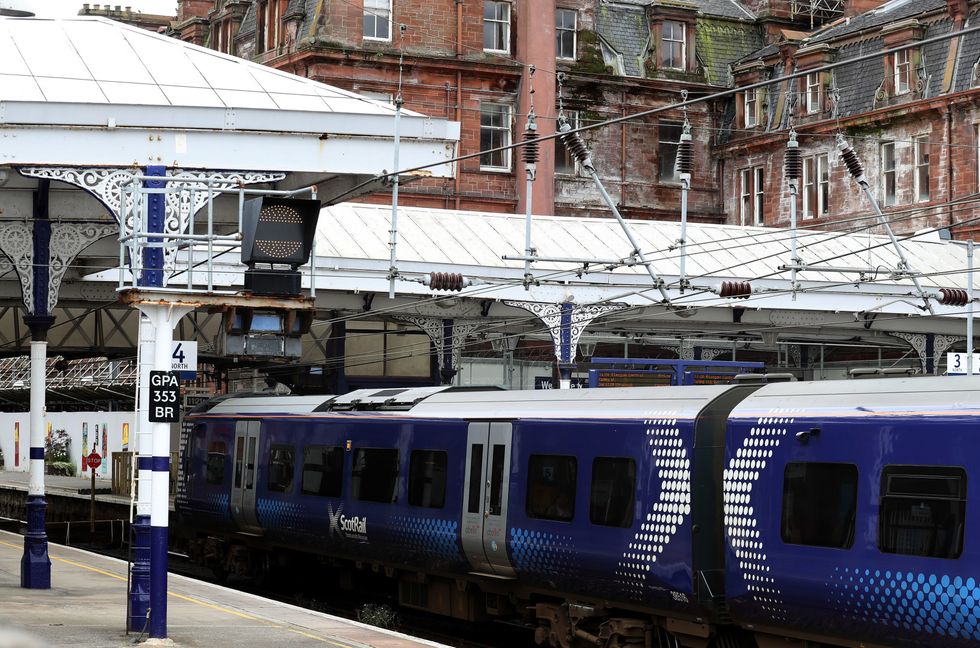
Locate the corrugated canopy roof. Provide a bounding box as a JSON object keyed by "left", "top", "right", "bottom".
{"left": 0, "top": 16, "right": 413, "bottom": 116}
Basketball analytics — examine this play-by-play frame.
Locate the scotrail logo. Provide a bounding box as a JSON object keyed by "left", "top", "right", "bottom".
{"left": 327, "top": 502, "right": 368, "bottom": 541}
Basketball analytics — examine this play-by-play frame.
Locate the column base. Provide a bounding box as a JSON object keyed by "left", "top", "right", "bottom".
{"left": 21, "top": 496, "right": 50, "bottom": 589}
{"left": 128, "top": 514, "right": 151, "bottom": 632}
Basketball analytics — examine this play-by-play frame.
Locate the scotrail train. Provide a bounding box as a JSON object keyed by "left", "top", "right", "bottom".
{"left": 175, "top": 377, "right": 979, "bottom": 648}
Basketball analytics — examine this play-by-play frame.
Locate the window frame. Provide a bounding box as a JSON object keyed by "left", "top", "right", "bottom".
{"left": 589, "top": 456, "right": 636, "bottom": 527}
{"left": 483, "top": 1, "right": 511, "bottom": 54}
{"left": 914, "top": 134, "right": 930, "bottom": 202}
{"left": 479, "top": 102, "right": 513, "bottom": 172}
{"left": 351, "top": 447, "right": 400, "bottom": 503}
{"left": 803, "top": 153, "right": 829, "bottom": 219}
{"left": 301, "top": 444, "right": 344, "bottom": 497}
{"left": 739, "top": 168, "right": 752, "bottom": 226}
{"left": 744, "top": 89, "right": 758, "bottom": 128}
{"left": 206, "top": 440, "right": 227, "bottom": 485}
{"left": 780, "top": 461, "right": 859, "bottom": 549}
{"left": 266, "top": 443, "right": 296, "bottom": 494}
{"left": 363, "top": 0, "right": 392, "bottom": 42}
{"left": 407, "top": 449, "right": 448, "bottom": 509}
{"left": 805, "top": 72, "right": 821, "bottom": 114}
{"left": 894, "top": 48, "right": 912, "bottom": 95}
{"left": 753, "top": 166, "right": 765, "bottom": 226}
{"left": 877, "top": 465, "right": 967, "bottom": 560}
{"left": 525, "top": 454, "right": 577, "bottom": 522}
{"left": 658, "top": 121, "right": 684, "bottom": 182}
{"left": 555, "top": 8, "right": 577, "bottom": 60}
{"left": 661, "top": 20, "right": 686, "bottom": 71}
{"left": 881, "top": 141, "right": 897, "bottom": 206}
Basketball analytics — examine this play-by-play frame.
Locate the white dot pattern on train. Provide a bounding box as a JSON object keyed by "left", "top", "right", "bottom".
{"left": 723, "top": 409, "right": 797, "bottom": 623}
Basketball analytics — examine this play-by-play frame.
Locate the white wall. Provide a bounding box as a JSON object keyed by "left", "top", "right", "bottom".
{"left": 0, "top": 411, "right": 135, "bottom": 479}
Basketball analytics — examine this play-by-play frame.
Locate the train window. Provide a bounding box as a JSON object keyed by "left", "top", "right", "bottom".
{"left": 467, "top": 445, "right": 484, "bottom": 514}
{"left": 301, "top": 445, "right": 344, "bottom": 497}
{"left": 526, "top": 454, "right": 577, "bottom": 522}
{"left": 489, "top": 445, "right": 506, "bottom": 516}
{"left": 781, "top": 462, "right": 857, "bottom": 549}
{"left": 878, "top": 465, "right": 966, "bottom": 560}
{"left": 408, "top": 450, "right": 448, "bottom": 508}
{"left": 206, "top": 441, "right": 227, "bottom": 485}
{"left": 234, "top": 437, "right": 245, "bottom": 488}
{"left": 267, "top": 445, "right": 295, "bottom": 493}
{"left": 352, "top": 448, "right": 400, "bottom": 503}
{"left": 590, "top": 457, "right": 636, "bottom": 527}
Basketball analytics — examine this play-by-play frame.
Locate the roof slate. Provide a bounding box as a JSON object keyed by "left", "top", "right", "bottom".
{"left": 811, "top": 0, "right": 947, "bottom": 42}
{"left": 921, "top": 18, "right": 951, "bottom": 98}
{"left": 954, "top": 12, "right": 980, "bottom": 92}
{"left": 596, "top": 5, "right": 649, "bottom": 77}
{"left": 696, "top": 18, "right": 764, "bottom": 85}
{"left": 832, "top": 38, "right": 884, "bottom": 117}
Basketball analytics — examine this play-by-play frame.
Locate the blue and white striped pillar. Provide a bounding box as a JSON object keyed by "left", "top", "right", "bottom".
{"left": 21, "top": 186, "right": 54, "bottom": 589}
{"left": 128, "top": 313, "right": 154, "bottom": 631}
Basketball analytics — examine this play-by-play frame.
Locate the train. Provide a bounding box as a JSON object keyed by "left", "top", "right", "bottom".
{"left": 174, "top": 376, "right": 980, "bottom": 648}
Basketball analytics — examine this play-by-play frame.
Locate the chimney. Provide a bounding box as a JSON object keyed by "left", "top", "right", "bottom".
{"left": 845, "top": 0, "right": 890, "bottom": 17}
{"left": 948, "top": 0, "right": 968, "bottom": 22}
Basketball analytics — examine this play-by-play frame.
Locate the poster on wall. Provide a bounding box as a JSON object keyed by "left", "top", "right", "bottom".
{"left": 81, "top": 422, "right": 88, "bottom": 473}
{"left": 13, "top": 422, "right": 19, "bottom": 468}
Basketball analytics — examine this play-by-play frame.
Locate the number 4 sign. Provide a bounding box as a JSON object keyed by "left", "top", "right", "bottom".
{"left": 171, "top": 341, "right": 198, "bottom": 379}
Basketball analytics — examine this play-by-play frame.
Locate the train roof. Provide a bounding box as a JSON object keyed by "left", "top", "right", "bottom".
{"left": 197, "top": 393, "right": 337, "bottom": 415}
{"left": 406, "top": 384, "right": 739, "bottom": 419}
{"left": 731, "top": 375, "right": 980, "bottom": 417}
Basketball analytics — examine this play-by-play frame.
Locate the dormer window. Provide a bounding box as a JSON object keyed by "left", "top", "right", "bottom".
{"left": 744, "top": 89, "right": 758, "bottom": 127}
{"left": 805, "top": 72, "right": 821, "bottom": 114}
{"left": 894, "top": 48, "right": 912, "bottom": 95}
{"left": 662, "top": 21, "right": 685, "bottom": 70}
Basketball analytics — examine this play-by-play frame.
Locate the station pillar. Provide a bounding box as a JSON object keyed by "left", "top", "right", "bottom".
{"left": 21, "top": 314, "right": 54, "bottom": 589}
{"left": 128, "top": 313, "right": 154, "bottom": 632}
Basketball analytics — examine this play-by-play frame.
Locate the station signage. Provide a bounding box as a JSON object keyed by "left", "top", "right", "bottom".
{"left": 947, "top": 352, "right": 980, "bottom": 375}
{"left": 149, "top": 370, "right": 181, "bottom": 422}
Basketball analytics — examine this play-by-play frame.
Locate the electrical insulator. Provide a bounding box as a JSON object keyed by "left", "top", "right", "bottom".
{"left": 784, "top": 133, "right": 802, "bottom": 180}
{"left": 718, "top": 281, "right": 752, "bottom": 299}
{"left": 675, "top": 131, "right": 694, "bottom": 177}
{"left": 425, "top": 272, "right": 468, "bottom": 292}
{"left": 522, "top": 128, "right": 539, "bottom": 165}
{"left": 939, "top": 288, "right": 969, "bottom": 307}
{"left": 558, "top": 121, "right": 591, "bottom": 166}
{"left": 837, "top": 134, "right": 865, "bottom": 183}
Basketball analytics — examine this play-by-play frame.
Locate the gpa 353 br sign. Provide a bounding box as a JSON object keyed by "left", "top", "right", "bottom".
{"left": 149, "top": 370, "right": 181, "bottom": 423}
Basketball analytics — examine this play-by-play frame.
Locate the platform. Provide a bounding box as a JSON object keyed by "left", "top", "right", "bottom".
{"left": 0, "top": 472, "right": 137, "bottom": 507}
{"left": 0, "top": 530, "right": 448, "bottom": 648}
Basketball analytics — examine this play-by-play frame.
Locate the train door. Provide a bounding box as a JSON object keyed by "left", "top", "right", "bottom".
{"left": 230, "top": 420, "right": 262, "bottom": 534}
{"left": 461, "top": 421, "right": 516, "bottom": 578}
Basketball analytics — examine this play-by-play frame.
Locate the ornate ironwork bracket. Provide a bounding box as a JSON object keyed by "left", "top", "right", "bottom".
{"left": 503, "top": 300, "right": 630, "bottom": 365}
{"left": 888, "top": 331, "right": 929, "bottom": 373}
{"left": 19, "top": 167, "right": 285, "bottom": 275}
{"left": 393, "top": 316, "right": 483, "bottom": 383}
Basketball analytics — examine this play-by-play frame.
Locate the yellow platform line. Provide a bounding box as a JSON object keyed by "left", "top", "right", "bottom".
{"left": 0, "top": 539, "right": 355, "bottom": 647}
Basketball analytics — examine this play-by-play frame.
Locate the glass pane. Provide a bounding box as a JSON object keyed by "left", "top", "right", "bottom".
{"left": 467, "top": 445, "right": 484, "bottom": 514}
{"left": 267, "top": 444, "right": 295, "bottom": 493}
{"left": 879, "top": 466, "right": 966, "bottom": 559}
{"left": 526, "top": 454, "right": 577, "bottom": 522}
{"left": 408, "top": 450, "right": 448, "bottom": 508}
{"left": 489, "top": 445, "right": 506, "bottom": 516}
{"left": 590, "top": 457, "right": 635, "bottom": 527}
{"left": 781, "top": 462, "right": 857, "bottom": 548}
{"left": 302, "top": 445, "right": 344, "bottom": 497}
{"left": 352, "top": 448, "right": 399, "bottom": 503}
{"left": 206, "top": 441, "right": 227, "bottom": 485}
{"left": 245, "top": 437, "right": 256, "bottom": 489}
{"left": 234, "top": 437, "right": 244, "bottom": 488}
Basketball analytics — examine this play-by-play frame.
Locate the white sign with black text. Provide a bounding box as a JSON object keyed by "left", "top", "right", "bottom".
{"left": 171, "top": 341, "right": 198, "bottom": 373}
{"left": 947, "top": 352, "right": 980, "bottom": 374}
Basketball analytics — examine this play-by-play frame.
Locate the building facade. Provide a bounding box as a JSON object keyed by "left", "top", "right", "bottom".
{"left": 717, "top": 0, "right": 980, "bottom": 238}
{"left": 166, "top": 0, "right": 773, "bottom": 222}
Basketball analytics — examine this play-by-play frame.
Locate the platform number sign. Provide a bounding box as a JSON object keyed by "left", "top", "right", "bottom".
{"left": 149, "top": 370, "right": 181, "bottom": 423}
{"left": 171, "top": 341, "right": 197, "bottom": 379}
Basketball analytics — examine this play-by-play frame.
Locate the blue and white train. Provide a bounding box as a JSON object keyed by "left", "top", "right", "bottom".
{"left": 175, "top": 377, "right": 980, "bottom": 648}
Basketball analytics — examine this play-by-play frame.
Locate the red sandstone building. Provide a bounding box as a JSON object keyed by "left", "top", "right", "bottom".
{"left": 104, "top": 0, "right": 980, "bottom": 238}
